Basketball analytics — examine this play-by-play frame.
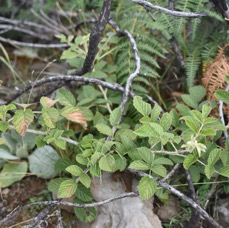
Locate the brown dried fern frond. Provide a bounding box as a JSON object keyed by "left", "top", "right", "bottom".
{"left": 202, "top": 42, "right": 229, "bottom": 117}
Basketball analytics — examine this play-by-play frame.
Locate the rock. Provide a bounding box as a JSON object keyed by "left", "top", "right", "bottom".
{"left": 157, "top": 195, "right": 180, "bottom": 221}
{"left": 215, "top": 198, "right": 229, "bottom": 227}
{"left": 85, "top": 172, "right": 162, "bottom": 228}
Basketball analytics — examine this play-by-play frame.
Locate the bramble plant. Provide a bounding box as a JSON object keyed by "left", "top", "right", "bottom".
{"left": 0, "top": 84, "right": 228, "bottom": 221}
{"left": 0, "top": 0, "right": 229, "bottom": 226}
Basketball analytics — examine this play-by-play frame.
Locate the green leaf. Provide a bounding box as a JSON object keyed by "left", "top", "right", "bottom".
{"left": 135, "top": 123, "right": 163, "bottom": 138}
{"left": 176, "top": 104, "right": 190, "bottom": 116}
{"left": 109, "top": 107, "right": 121, "bottom": 126}
{"left": 200, "top": 127, "right": 216, "bottom": 136}
{"left": 173, "top": 135, "right": 181, "bottom": 144}
{"left": 96, "top": 123, "right": 112, "bottom": 137}
{"left": 208, "top": 149, "right": 221, "bottom": 166}
{"left": 13, "top": 109, "right": 34, "bottom": 136}
{"left": 0, "top": 148, "right": 18, "bottom": 160}
{"left": 139, "top": 116, "right": 151, "bottom": 124}
{"left": 48, "top": 177, "right": 69, "bottom": 193}
{"left": 55, "top": 138, "right": 66, "bottom": 150}
{"left": 2, "top": 132, "right": 17, "bottom": 153}
{"left": 151, "top": 165, "right": 167, "bottom": 177}
{"left": 75, "top": 184, "right": 93, "bottom": 202}
{"left": 74, "top": 199, "right": 96, "bottom": 222}
{"left": 99, "top": 154, "right": 115, "bottom": 172}
{"left": 189, "top": 166, "right": 201, "bottom": 182}
{"left": 160, "top": 132, "right": 171, "bottom": 145}
{"left": 205, "top": 165, "right": 215, "bottom": 179}
{"left": 129, "top": 160, "right": 150, "bottom": 171}
{"left": 183, "top": 154, "right": 198, "bottom": 170}
{"left": 82, "top": 149, "right": 93, "bottom": 157}
{"left": 112, "top": 156, "right": 127, "bottom": 171}
{"left": 0, "top": 104, "right": 16, "bottom": 120}
{"left": 77, "top": 96, "right": 95, "bottom": 106}
{"left": 42, "top": 107, "right": 59, "bottom": 128}
{"left": 80, "top": 134, "right": 93, "bottom": 149}
{"left": 66, "top": 165, "right": 83, "bottom": 176}
{"left": 169, "top": 109, "right": 179, "bottom": 127}
{"left": 76, "top": 154, "right": 88, "bottom": 165}
{"left": 206, "top": 121, "right": 226, "bottom": 131}
{"left": 151, "top": 104, "right": 161, "bottom": 121}
{"left": 15, "top": 144, "right": 28, "bottom": 158}
{"left": 0, "top": 121, "right": 9, "bottom": 132}
{"left": 28, "top": 146, "right": 60, "bottom": 179}
{"left": 189, "top": 86, "right": 206, "bottom": 103}
{"left": 138, "top": 147, "right": 154, "bottom": 164}
{"left": 58, "top": 179, "right": 77, "bottom": 198}
{"left": 160, "top": 113, "right": 172, "bottom": 131}
{"left": 220, "top": 149, "right": 229, "bottom": 166}
{"left": 202, "top": 104, "right": 212, "bottom": 118}
{"left": 100, "top": 141, "right": 115, "bottom": 154}
{"left": 79, "top": 173, "right": 91, "bottom": 188}
{"left": 90, "top": 152, "right": 102, "bottom": 165}
{"left": 55, "top": 158, "right": 74, "bottom": 172}
{"left": 204, "top": 117, "right": 218, "bottom": 124}
{"left": 120, "top": 136, "right": 137, "bottom": 152}
{"left": 90, "top": 164, "right": 101, "bottom": 177}
{"left": 218, "top": 165, "right": 229, "bottom": 177}
{"left": 36, "top": 135, "right": 46, "bottom": 147}
{"left": 182, "top": 94, "right": 198, "bottom": 109}
{"left": 190, "top": 110, "right": 202, "bottom": 123}
{"left": 56, "top": 88, "right": 76, "bottom": 106}
{"left": 153, "top": 157, "right": 173, "bottom": 165}
{"left": 133, "top": 96, "right": 151, "bottom": 116}
{"left": 0, "top": 161, "right": 28, "bottom": 188}
{"left": 214, "top": 90, "right": 229, "bottom": 104}
{"left": 181, "top": 116, "right": 199, "bottom": 133}
{"left": 115, "top": 129, "right": 136, "bottom": 141}
{"left": 137, "top": 176, "right": 157, "bottom": 200}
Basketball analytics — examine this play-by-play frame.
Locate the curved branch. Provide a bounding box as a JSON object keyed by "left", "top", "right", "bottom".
{"left": 128, "top": 168, "right": 223, "bottom": 228}
{"left": 0, "top": 36, "right": 69, "bottom": 48}
{"left": 2, "top": 74, "right": 125, "bottom": 105}
{"left": 133, "top": 0, "right": 208, "bottom": 18}
{"left": 109, "top": 19, "right": 141, "bottom": 123}
{"left": 0, "top": 192, "right": 138, "bottom": 226}
{"left": 211, "top": 0, "right": 229, "bottom": 19}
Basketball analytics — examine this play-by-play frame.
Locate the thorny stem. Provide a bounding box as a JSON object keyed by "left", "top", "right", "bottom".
{"left": 132, "top": 0, "right": 208, "bottom": 17}
{"left": 109, "top": 19, "right": 141, "bottom": 124}
{"left": 128, "top": 168, "right": 223, "bottom": 228}
{"left": 74, "top": 0, "right": 113, "bottom": 75}
{"left": 0, "top": 192, "right": 138, "bottom": 226}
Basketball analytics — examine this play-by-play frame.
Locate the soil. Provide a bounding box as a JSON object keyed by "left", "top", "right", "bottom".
{"left": 0, "top": 176, "right": 79, "bottom": 228}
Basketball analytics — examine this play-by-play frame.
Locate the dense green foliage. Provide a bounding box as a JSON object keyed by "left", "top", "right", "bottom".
{"left": 0, "top": 0, "right": 229, "bottom": 224}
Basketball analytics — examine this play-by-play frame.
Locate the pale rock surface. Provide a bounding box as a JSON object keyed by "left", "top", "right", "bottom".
{"left": 85, "top": 172, "right": 162, "bottom": 228}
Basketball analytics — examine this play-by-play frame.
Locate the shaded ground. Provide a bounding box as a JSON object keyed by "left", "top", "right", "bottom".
{"left": 0, "top": 176, "right": 80, "bottom": 227}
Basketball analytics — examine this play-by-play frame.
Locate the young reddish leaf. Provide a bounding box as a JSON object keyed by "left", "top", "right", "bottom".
{"left": 13, "top": 109, "right": 34, "bottom": 136}
{"left": 40, "top": 97, "right": 58, "bottom": 108}
{"left": 61, "top": 107, "right": 87, "bottom": 129}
